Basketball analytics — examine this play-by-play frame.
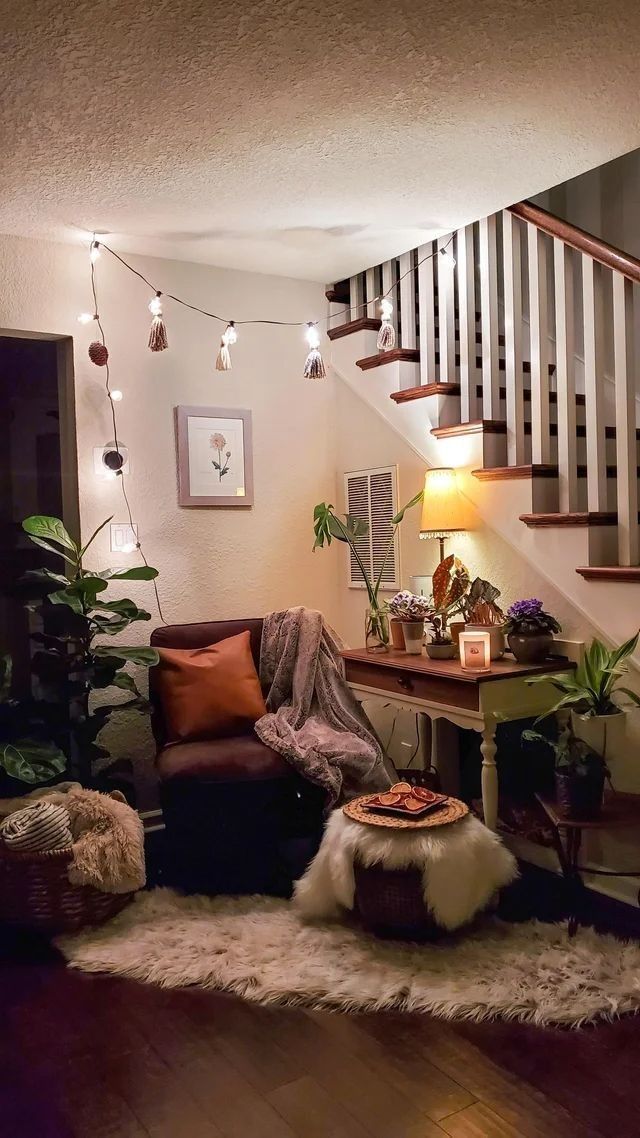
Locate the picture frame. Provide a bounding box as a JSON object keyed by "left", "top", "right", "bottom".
{"left": 175, "top": 405, "right": 254, "bottom": 507}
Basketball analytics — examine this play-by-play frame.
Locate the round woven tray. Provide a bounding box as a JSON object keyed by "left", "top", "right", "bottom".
{"left": 344, "top": 794, "right": 469, "bottom": 830}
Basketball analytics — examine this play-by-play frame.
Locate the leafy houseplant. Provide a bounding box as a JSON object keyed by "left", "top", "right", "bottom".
{"left": 527, "top": 634, "right": 640, "bottom": 764}
{"left": 0, "top": 654, "right": 67, "bottom": 786}
{"left": 522, "top": 724, "right": 608, "bottom": 820}
{"left": 424, "top": 555, "right": 469, "bottom": 659}
{"left": 462, "top": 577, "right": 506, "bottom": 660}
{"left": 388, "top": 591, "right": 431, "bottom": 655}
{"left": 313, "top": 491, "right": 423, "bottom": 652}
{"left": 20, "top": 515, "right": 160, "bottom": 788}
{"left": 503, "top": 598, "right": 561, "bottom": 664}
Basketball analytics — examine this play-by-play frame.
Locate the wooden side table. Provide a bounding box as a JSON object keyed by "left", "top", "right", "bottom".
{"left": 535, "top": 791, "right": 640, "bottom": 936}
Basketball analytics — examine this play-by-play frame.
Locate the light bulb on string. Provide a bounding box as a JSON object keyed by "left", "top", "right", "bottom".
{"left": 216, "top": 321, "right": 237, "bottom": 372}
{"left": 303, "top": 322, "right": 326, "bottom": 380}
{"left": 377, "top": 296, "right": 395, "bottom": 350}
{"left": 90, "top": 241, "right": 101, "bottom": 264}
{"left": 148, "top": 292, "right": 168, "bottom": 352}
{"left": 109, "top": 389, "right": 123, "bottom": 402}
{"left": 78, "top": 312, "right": 96, "bottom": 325}
{"left": 439, "top": 246, "right": 456, "bottom": 269}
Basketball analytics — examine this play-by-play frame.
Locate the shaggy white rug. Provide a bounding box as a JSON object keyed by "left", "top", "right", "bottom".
{"left": 57, "top": 888, "right": 640, "bottom": 1028}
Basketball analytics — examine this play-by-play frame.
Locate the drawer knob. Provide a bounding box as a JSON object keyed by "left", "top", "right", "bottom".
{"left": 397, "top": 676, "right": 414, "bottom": 692}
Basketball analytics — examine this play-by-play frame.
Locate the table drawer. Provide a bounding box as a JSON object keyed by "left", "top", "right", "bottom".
{"left": 344, "top": 660, "right": 480, "bottom": 712}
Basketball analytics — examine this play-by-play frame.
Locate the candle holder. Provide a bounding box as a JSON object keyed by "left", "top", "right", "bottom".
{"left": 459, "top": 631, "right": 492, "bottom": 672}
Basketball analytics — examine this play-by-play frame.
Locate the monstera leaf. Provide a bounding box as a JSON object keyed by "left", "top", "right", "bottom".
{"left": 432, "top": 555, "right": 470, "bottom": 612}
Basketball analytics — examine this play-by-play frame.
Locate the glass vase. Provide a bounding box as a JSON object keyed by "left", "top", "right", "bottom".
{"left": 365, "top": 603, "right": 389, "bottom": 653}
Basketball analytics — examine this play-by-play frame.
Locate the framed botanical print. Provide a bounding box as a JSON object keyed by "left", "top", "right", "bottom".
{"left": 175, "top": 405, "right": 254, "bottom": 507}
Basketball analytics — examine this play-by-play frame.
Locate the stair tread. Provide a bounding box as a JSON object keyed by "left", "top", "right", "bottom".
{"left": 577, "top": 567, "right": 640, "bottom": 581}
{"left": 519, "top": 511, "right": 636, "bottom": 527}
{"left": 327, "top": 317, "right": 379, "bottom": 341}
{"left": 357, "top": 348, "right": 420, "bottom": 369}
{"left": 391, "top": 383, "right": 460, "bottom": 404}
{"left": 431, "top": 420, "right": 506, "bottom": 438}
{"left": 472, "top": 465, "right": 558, "bottom": 481}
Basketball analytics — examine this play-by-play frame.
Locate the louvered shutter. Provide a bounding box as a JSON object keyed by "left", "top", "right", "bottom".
{"left": 343, "top": 466, "right": 400, "bottom": 591}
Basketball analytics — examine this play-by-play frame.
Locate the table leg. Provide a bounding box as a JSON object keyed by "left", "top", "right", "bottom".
{"left": 480, "top": 720, "right": 498, "bottom": 832}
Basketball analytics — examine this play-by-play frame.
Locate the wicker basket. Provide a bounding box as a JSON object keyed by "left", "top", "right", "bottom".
{"left": 354, "top": 860, "right": 439, "bottom": 941}
{"left": 0, "top": 843, "right": 133, "bottom": 934}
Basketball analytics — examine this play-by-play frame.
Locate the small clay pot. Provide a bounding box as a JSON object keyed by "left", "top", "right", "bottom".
{"left": 425, "top": 642, "right": 456, "bottom": 660}
{"left": 389, "top": 618, "right": 406, "bottom": 651}
{"left": 555, "top": 768, "right": 605, "bottom": 820}
{"left": 401, "top": 621, "right": 425, "bottom": 655}
{"left": 507, "top": 630, "right": 552, "bottom": 664}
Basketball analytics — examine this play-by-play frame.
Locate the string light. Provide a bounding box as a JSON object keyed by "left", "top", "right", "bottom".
{"left": 77, "top": 312, "right": 96, "bottom": 324}
{"left": 148, "top": 292, "right": 168, "bottom": 352}
{"left": 376, "top": 297, "right": 395, "bottom": 351}
{"left": 439, "top": 246, "right": 456, "bottom": 269}
{"left": 215, "top": 321, "right": 237, "bottom": 372}
{"left": 303, "top": 322, "right": 326, "bottom": 380}
{"left": 109, "top": 389, "right": 123, "bottom": 402}
{"left": 90, "top": 241, "right": 101, "bottom": 264}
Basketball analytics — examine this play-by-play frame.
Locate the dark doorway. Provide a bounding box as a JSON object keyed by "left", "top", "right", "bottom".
{"left": 0, "top": 334, "right": 78, "bottom": 699}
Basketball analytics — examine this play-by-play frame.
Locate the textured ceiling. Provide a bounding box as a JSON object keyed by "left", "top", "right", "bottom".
{"left": 2, "top": 0, "right": 640, "bottom": 281}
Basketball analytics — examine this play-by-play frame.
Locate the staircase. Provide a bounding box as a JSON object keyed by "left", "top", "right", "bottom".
{"left": 327, "top": 201, "right": 640, "bottom": 643}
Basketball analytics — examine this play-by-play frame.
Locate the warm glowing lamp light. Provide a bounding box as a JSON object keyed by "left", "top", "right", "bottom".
{"left": 419, "top": 467, "right": 471, "bottom": 562}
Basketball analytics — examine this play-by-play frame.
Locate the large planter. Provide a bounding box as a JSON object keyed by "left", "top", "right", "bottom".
{"left": 401, "top": 621, "right": 425, "bottom": 655}
{"left": 466, "top": 623, "right": 505, "bottom": 660}
{"left": 571, "top": 709, "right": 625, "bottom": 767}
{"left": 507, "top": 630, "right": 553, "bottom": 664}
{"left": 555, "top": 767, "right": 605, "bottom": 820}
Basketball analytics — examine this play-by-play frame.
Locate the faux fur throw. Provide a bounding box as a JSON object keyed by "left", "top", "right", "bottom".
{"left": 0, "top": 783, "right": 145, "bottom": 894}
{"left": 294, "top": 809, "right": 518, "bottom": 931}
{"left": 255, "top": 607, "right": 390, "bottom": 808}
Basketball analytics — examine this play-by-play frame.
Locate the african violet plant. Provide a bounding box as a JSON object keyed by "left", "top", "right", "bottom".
{"left": 388, "top": 591, "right": 432, "bottom": 622}
{"left": 20, "top": 515, "right": 159, "bottom": 787}
{"left": 503, "top": 598, "right": 561, "bottom": 637}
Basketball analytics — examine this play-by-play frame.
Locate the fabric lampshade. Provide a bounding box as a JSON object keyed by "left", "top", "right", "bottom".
{"left": 419, "top": 468, "right": 471, "bottom": 538}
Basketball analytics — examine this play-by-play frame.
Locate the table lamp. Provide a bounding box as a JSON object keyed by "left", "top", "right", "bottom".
{"left": 419, "top": 467, "right": 471, "bottom": 563}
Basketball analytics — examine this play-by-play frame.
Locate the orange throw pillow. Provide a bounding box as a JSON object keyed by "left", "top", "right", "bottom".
{"left": 155, "top": 631, "right": 267, "bottom": 742}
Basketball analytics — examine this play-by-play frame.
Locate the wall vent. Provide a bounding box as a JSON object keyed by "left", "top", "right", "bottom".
{"left": 343, "top": 466, "right": 400, "bottom": 591}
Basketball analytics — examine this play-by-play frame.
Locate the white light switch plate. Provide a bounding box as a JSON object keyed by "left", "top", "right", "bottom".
{"left": 110, "top": 523, "right": 138, "bottom": 553}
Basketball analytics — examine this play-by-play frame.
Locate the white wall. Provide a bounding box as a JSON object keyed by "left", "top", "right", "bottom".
{"left": 0, "top": 231, "right": 341, "bottom": 790}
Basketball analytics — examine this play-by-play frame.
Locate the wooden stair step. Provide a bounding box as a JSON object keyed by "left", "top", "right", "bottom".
{"left": 431, "top": 420, "right": 507, "bottom": 439}
{"left": 327, "top": 317, "right": 379, "bottom": 341}
{"left": 472, "top": 464, "right": 558, "bottom": 481}
{"left": 325, "top": 280, "right": 350, "bottom": 305}
{"left": 356, "top": 348, "right": 420, "bottom": 370}
{"left": 519, "top": 511, "right": 624, "bottom": 527}
{"left": 576, "top": 567, "right": 640, "bottom": 581}
{"left": 391, "top": 383, "right": 460, "bottom": 405}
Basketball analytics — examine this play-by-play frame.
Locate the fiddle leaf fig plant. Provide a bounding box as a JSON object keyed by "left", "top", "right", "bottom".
{"left": 20, "top": 515, "right": 160, "bottom": 786}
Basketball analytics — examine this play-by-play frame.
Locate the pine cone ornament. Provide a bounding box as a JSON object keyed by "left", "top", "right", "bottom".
{"left": 88, "top": 341, "right": 109, "bottom": 367}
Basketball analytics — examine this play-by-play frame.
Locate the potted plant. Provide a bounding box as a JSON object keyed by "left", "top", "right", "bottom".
{"left": 19, "top": 515, "right": 160, "bottom": 791}
{"left": 387, "top": 591, "right": 431, "bottom": 655}
{"left": 0, "top": 654, "right": 67, "bottom": 793}
{"left": 423, "top": 555, "right": 469, "bottom": 660}
{"left": 503, "top": 598, "right": 561, "bottom": 664}
{"left": 313, "top": 491, "right": 423, "bottom": 652}
{"left": 522, "top": 723, "right": 608, "bottom": 820}
{"left": 527, "top": 634, "right": 640, "bottom": 765}
{"left": 461, "top": 577, "right": 506, "bottom": 659}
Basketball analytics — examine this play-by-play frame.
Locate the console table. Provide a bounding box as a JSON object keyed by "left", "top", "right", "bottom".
{"left": 342, "top": 648, "right": 576, "bottom": 832}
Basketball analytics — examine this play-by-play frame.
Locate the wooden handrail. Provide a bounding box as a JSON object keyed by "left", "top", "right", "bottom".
{"left": 508, "top": 200, "right": 640, "bottom": 285}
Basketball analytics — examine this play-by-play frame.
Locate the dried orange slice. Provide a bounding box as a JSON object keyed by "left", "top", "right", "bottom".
{"left": 403, "top": 796, "right": 425, "bottom": 812}
{"left": 391, "top": 781, "right": 412, "bottom": 794}
{"left": 413, "top": 786, "right": 437, "bottom": 802}
{"left": 377, "top": 792, "right": 401, "bottom": 806}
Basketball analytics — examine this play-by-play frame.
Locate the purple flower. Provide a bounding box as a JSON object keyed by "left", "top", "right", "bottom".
{"left": 506, "top": 598, "right": 543, "bottom": 620}
{"left": 504, "top": 597, "right": 561, "bottom": 636}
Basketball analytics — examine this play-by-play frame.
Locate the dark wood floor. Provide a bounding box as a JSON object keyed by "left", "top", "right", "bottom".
{"left": 1, "top": 924, "right": 639, "bottom": 1138}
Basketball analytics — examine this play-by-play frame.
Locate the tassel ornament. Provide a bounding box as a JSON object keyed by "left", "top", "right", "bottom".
{"left": 88, "top": 341, "right": 109, "bottom": 367}
{"left": 148, "top": 292, "right": 168, "bottom": 352}
{"left": 377, "top": 297, "right": 395, "bottom": 351}
{"left": 216, "top": 322, "right": 237, "bottom": 371}
{"left": 303, "top": 323, "right": 326, "bottom": 379}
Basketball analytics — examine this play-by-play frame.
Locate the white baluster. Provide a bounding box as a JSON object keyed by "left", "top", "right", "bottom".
{"left": 398, "top": 252, "right": 417, "bottom": 349}
{"left": 612, "top": 272, "right": 639, "bottom": 564}
{"left": 457, "top": 226, "right": 477, "bottom": 418}
{"left": 502, "top": 212, "right": 525, "bottom": 465}
{"left": 350, "top": 273, "right": 365, "bottom": 322}
{"left": 582, "top": 255, "right": 608, "bottom": 512}
{"left": 417, "top": 243, "right": 436, "bottom": 386}
{"left": 365, "top": 267, "right": 377, "bottom": 319}
{"left": 479, "top": 216, "right": 500, "bottom": 419}
{"left": 381, "top": 261, "right": 397, "bottom": 338}
{"left": 527, "top": 224, "right": 551, "bottom": 464}
{"left": 554, "top": 239, "right": 578, "bottom": 511}
{"left": 437, "top": 233, "right": 456, "bottom": 383}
